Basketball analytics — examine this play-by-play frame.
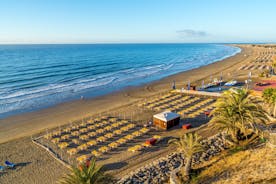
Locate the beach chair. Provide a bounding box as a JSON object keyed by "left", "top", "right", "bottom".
{"left": 87, "top": 140, "right": 97, "bottom": 146}
{"left": 140, "top": 128, "right": 150, "bottom": 134}
{"left": 96, "top": 128, "right": 105, "bottom": 134}
{"left": 104, "top": 133, "right": 114, "bottom": 138}
{"left": 96, "top": 136, "right": 107, "bottom": 142}
{"left": 88, "top": 125, "right": 95, "bottom": 130}
{"left": 71, "top": 131, "right": 80, "bottom": 136}
{"left": 67, "top": 148, "right": 78, "bottom": 156}
{"left": 43, "top": 133, "right": 52, "bottom": 139}
{"left": 5, "top": 161, "right": 15, "bottom": 168}
{"left": 91, "top": 150, "right": 101, "bottom": 157}
{"left": 77, "top": 155, "right": 89, "bottom": 163}
{"left": 72, "top": 138, "right": 80, "bottom": 145}
{"left": 125, "top": 134, "right": 134, "bottom": 140}
{"left": 116, "top": 138, "right": 127, "bottom": 144}
{"left": 104, "top": 126, "right": 112, "bottom": 131}
{"left": 63, "top": 127, "right": 71, "bottom": 133}
{"left": 80, "top": 122, "right": 87, "bottom": 128}
{"left": 98, "top": 146, "right": 110, "bottom": 153}
{"left": 51, "top": 137, "right": 60, "bottom": 144}
{"left": 101, "top": 120, "right": 109, "bottom": 125}
{"left": 88, "top": 131, "right": 97, "bottom": 137}
{"left": 108, "top": 142, "right": 119, "bottom": 149}
{"left": 61, "top": 134, "right": 71, "bottom": 141}
{"left": 128, "top": 145, "right": 142, "bottom": 152}
{"left": 77, "top": 144, "right": 88, "bottom": 151}
{"left": 58, "top": 142, "right": 69, "bottom": 149}
{"left": 79, "top": 135, "right": 89, "bottom": 141}
{"left": 132, "top": 131, "right": 142, "bottom": 137}
{"left": 52, "top": 130, "right": 61, "bottom": 137}
{"left": 87, "top": 119, "right": 94, "bottom": 124}
{"left": 79, "top": 128, "right": 88, "bottom": 133}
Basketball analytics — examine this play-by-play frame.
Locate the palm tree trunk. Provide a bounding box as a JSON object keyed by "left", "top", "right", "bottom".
{"left": 182, "top": 156, "right": 192, "bottom": 181}
{"left": 273, "top": 102, "right": 276, "bottom": 117}
{"left": 230, "top": 129, "right": 239, "bottom": 145}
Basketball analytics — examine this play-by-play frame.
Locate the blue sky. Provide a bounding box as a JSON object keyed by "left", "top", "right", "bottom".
{"left": 0, "top": 0, "right": 276, "bottom": 44}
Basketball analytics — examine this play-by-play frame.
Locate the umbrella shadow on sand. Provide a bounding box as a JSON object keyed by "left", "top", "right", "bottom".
{"left": 103, "top": 161, "right": 128, "bottom": 172}
{"left": 1, "top": 162, "right": 32, "bottom": 174}
{"left": 15, "top": 162, "right": 32, "bottom": 167}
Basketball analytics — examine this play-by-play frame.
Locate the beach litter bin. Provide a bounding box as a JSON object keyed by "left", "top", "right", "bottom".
{"left": 204, "top": 111, "right": 211, "bottom": 116}
{"left": 204, "top": 110, "right": 212, "bottom": 118}
{"left": 182, "top": 124, "right": 192, "bottom": 130}
{"left": 145, "top": 138, "right": 157, "bottom": 146}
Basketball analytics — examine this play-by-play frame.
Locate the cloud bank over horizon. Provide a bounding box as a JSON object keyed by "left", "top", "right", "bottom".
{"left": 176, "top": 29, "right": 209, "bottom": 38}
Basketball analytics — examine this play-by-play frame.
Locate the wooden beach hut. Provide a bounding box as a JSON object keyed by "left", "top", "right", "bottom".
{"left": 153, "top": 111, "right": 180, "bottom": 130}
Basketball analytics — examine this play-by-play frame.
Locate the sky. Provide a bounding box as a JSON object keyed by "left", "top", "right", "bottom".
{"left": 0, "top": 0, "right": 276, "bottom": 44}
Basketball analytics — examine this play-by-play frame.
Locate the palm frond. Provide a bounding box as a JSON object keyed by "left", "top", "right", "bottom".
{"left": 169, "top": 133, "right": 204, "bottom": 157}
{"left": 211, "top": 87, "right": 269, "bottom": 146}
{"left": 58, "top": 158, "right": 108, "bottom": 184}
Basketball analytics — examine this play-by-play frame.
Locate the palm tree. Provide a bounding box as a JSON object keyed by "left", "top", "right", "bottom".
{"left": 211, "top": 88, "right": 268, "bottom": 146}
{"left": 59, "top": 158, "right": 111, "bottom": 184}
{"left": 262, "top": 88, "right": 276, "bottom": 117}
{"left": 169, "top": 132, "right": 203, "bottom": 181}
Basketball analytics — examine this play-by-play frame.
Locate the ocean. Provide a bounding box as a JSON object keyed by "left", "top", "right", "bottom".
{"left": 0, "top": 44, "right": 240, "bottom": 118}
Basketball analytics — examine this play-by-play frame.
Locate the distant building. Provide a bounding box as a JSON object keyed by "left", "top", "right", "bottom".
{"left": 153, "top": 111, "right": 180, "bottom": 130}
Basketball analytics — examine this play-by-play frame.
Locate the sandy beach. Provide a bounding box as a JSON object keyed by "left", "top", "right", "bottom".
{"left": 1, "top": 44, "right": 273, "bottom": 184}
{"left": 0, "top": 44, "right": 253, "bottom": 144}
{"left": 2, "top": 1, "right": 276, "bottom": 183}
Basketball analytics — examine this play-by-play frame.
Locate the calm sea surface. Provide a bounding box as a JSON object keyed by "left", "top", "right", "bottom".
{"left": 0, "top": 44, "right": 240, "bottom": 118}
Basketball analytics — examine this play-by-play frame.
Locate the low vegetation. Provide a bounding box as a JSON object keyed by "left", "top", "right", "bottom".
{"left": 193, "top": 147, "right": 276, "bottom": 184}
{"left": 262, "top": 88, "right": 276, "bottom": 118}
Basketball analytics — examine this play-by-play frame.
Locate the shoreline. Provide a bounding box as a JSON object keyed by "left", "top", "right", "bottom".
{"left": 0, "top": 44, "right": 240, "bottom": 119}
{"left": 0, "top": 44, "right": 251, "bottom": 144}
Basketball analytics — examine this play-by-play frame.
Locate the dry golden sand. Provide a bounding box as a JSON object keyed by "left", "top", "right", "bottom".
{"left": 0, "top": 44, "right": 274, "bottom": 184}
{"left": 0, "top": 137, "right": 67, "bottom": 184}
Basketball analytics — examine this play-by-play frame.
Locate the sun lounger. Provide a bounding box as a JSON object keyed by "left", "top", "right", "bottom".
{"left": 77, "top": 155, "right": 89, "bottom": 163}
{"left": 0, "top": 166, "right": 4, "bottom": 171}
{"left": 67, "top": 148, "right": 78, "bottom": 156}
{"left": 5, "top": 161, "right": 15, "bottom": 168}
{"left": 224, "top": 80, "right": 238, "bottom": 86}
{"left": 91, "top": 150, "right": 101, "bottom": 157}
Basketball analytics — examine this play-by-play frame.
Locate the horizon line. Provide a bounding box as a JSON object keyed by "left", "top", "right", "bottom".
{"left": 0, "top": 42, "right": 271, "bottom": 45}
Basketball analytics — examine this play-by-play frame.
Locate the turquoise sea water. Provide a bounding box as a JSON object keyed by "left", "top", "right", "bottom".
{"left": 0, "top": 44, "right": 240, "bottom": 118}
